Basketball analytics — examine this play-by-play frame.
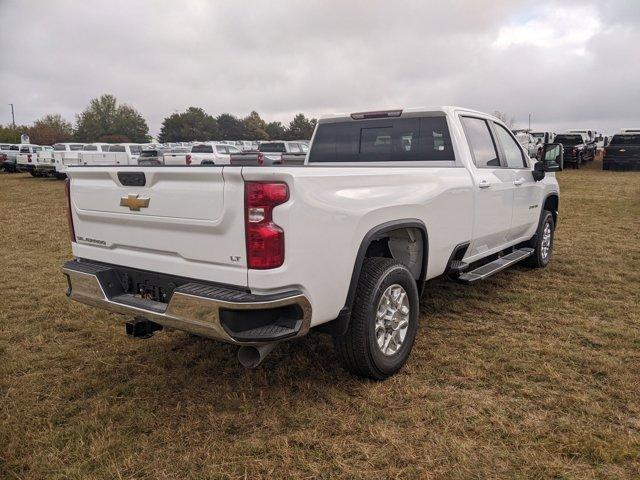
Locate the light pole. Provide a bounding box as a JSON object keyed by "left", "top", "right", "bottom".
{"left": 528, "top": 113, "right": 531, "bottom": 132}
{"left": 9, "top": 103, "right": 15, "bottom": 128}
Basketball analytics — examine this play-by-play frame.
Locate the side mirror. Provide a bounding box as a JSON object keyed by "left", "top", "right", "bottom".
{"left": 539, "top": 143, "right": 564, "bottom": 172}
{"left": 533, "top": 160, "right": 545, "bottom": 181}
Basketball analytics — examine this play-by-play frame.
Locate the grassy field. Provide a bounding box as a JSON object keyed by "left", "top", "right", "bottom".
{"left": 1, "top": 160, "right": 639, "bottom": 479}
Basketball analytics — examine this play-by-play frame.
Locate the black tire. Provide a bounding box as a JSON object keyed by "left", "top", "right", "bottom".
{"left": 29, "top": 171, "right": 38, "bottom": 177}
{"left": 525, "top": 210, "right": 555, "bottom": 268}
{"left": 333, "top": 257, "right": 419, "bottom": 380}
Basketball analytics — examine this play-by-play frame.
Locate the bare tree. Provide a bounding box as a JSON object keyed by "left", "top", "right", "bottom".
{"left": 493, "top": 111, "right": 515, "bottom": 129}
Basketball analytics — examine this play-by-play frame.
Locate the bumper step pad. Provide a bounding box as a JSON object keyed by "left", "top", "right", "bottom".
{"left": 63, "top": 260, "right": 312, "bottom": 344}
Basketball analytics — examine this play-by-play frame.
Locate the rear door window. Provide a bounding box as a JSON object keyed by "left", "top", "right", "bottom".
{"left": 109, "top": 145, "right": 126, "bottom": 153}
{"left": 215, "top": 145, "right": 228, "bottom": 154}
{"left": 259, "top": 143, "right": 287, "bottom": 153}
{"left": 494, "top": 123, "right": 527, "bottom": 168}
{"left": 308, "top": 116, "right": 453, "bottom": 163}
{"left": 288, "top": 143, "right": 302, "bottom": 153}
{"left": 70, "top": 144, "right": 84, "bottom": 151}
{"left": 609, "top": 135, "right": 640, "bottom": 145}
{"left": 192, "top": 144, "right": 214, "bottom": 153}
{"left": 460, "top": 117, "right": 500, "bottom": 168}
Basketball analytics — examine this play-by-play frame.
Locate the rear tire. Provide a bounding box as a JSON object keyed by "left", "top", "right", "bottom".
{"left": 525, "top": 210, "right": 555, "bottom": 268}
{"left": 333, "top": 258, "right": 419, "bottom": 380}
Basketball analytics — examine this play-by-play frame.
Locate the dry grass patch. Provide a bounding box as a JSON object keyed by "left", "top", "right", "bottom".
{"left": 1, "top": 162, "right": 639, "bottom": 479}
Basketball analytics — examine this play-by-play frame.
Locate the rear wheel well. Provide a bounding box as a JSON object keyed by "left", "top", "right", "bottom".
{"left": 314, "top": 222, "right": 428, "bottom": 337}
{"left": 364, "top": 227, "right": 424, "bottom": 281}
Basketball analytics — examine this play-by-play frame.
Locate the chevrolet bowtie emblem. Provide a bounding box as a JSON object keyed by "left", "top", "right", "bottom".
{"left": 120, "top": 194, "right": 150, "bottom": 211}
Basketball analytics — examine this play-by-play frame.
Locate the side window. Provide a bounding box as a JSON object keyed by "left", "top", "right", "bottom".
{"left": 288, "top": 143, "right": 301, "bottom": 153}
{"left": 494, "top": 123, "right": 527, "bottom": 168}
{"left": 461, "top": 117, "right": 500, "bottom": 168}
{"left": 300, "top": 143, "right": 309, "bottom": 153}
{"left": 216, "top": 145, "right": 228, "bottom": 154}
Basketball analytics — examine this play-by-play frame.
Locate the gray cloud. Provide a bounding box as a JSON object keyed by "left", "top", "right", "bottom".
{"left": 1, "top": 0, "right": 638, "bottom": 136}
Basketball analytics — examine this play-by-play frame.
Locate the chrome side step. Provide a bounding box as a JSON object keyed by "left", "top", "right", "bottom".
{"left": 457, "top": 248, "right": 534, "bottom": 285}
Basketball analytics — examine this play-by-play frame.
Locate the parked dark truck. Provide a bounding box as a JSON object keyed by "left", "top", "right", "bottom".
{"left": 603, "top": 134, "right": 640, "bottom": 171}
{"left": 553, "top": 133, "right": 596, "bottom": 168}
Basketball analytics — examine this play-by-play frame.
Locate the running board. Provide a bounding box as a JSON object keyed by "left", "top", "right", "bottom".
{"left": 457, "top": 248, "right": 534, "bottom": 285}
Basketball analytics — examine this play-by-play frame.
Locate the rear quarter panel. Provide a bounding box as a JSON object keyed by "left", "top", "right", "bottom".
{"left": 243, "top": 166, "right": 474, "bottom": 325}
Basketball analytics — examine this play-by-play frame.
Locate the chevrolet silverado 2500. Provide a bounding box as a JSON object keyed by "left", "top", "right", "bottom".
{"left": 62, "top": 107, "right": 562, "bottom": 380}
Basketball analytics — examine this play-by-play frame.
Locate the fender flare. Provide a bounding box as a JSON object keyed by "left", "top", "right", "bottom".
{"left": 541, "top": 192, "right": 559, "bottom": 226}
{"left": 316, "top": 219, "right": 429, "bottom": 336}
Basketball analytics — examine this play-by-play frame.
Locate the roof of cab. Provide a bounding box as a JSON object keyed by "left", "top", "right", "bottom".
{"left": 318, "top": 106, "right": 499, "bottom": 123}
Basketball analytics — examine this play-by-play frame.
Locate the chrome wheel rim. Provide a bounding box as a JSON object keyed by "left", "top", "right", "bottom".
{"left": 374, "top": 284, "right": 410, "bottom": 356}
{"left": 541, "top": 222, "right": 552, "bottom": 259}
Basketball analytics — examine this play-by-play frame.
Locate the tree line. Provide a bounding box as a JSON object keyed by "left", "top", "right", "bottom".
{"left": 0, "top": 94, "right": 317, "bottom": 145}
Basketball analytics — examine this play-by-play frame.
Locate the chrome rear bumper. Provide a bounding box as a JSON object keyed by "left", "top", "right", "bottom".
{"left": 63, "top": 260, "right": 312, "bottom": 345}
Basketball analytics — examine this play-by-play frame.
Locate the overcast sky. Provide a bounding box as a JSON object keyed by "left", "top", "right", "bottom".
{"left": 1, "top": 0, "right": 638, "bottom": 137}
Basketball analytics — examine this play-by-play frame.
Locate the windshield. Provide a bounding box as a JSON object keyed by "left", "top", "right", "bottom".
{"left": 554, "top": 135, "right": 583, "bottom": 145}
{"left": 609, "top": 135, "right": 640, "bottom": 146}
{"left": 259, "top": 142, "right": 286, "bottom": 153}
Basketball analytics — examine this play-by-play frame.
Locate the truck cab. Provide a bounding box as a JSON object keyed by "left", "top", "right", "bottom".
{"left": 554, "top": 133, "right": 596, "bottom": 167}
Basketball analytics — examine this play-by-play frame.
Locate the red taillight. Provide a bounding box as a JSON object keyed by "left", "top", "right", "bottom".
{"left": 245, "top": 182, "right": 288, "bottom": 269}
{"left": 257, "top": 152, "right": 264, "bottom": 165}
{"left": 65, "top": 178, "right": 76, "bottom": 243}
{"left": 186, "top": 154, "right": 192, "bottom": 165}
{"left": 27, "top": 154, "right": 32, "bottom": 163}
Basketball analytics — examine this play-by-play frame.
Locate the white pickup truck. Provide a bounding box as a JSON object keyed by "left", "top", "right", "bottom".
{"left": 53, "top": 143, "right": 87, "bottom": 178}
{"left": 80, "top": 143, "right": 143, "bottom": 166}
{"left": 39, "top": 143, "right": 81, "bottom": 177}
{"left": 15, "top": 144, "right": 45, "bottom": 175}
{"left": 62, "top": 107, "right": 562, "bottom": 380}
{"left": 163, "top": 143, "right": 243, "bottom": 166}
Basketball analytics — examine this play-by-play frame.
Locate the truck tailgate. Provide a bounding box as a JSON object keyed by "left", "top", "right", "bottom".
{"left": 68, "top": 166, "right": 248, "bottom": 287}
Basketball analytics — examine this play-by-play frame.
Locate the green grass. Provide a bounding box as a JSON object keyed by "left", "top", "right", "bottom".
{"left": 1, "top": 160, "right": 639, "bottom": 479}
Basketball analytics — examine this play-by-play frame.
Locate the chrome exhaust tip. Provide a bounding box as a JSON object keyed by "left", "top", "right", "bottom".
{"left": 237, "top": 343, "right": 277, "bottom": 368}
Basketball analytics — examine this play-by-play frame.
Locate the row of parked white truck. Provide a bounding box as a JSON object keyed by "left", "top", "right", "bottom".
{"left": 0, "top": 139, "right": 311, "bottom": 178}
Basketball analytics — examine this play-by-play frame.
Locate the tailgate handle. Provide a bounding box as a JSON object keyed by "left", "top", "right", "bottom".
{"left": 118, "top": 172, "right": 146, "bottom": 187}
